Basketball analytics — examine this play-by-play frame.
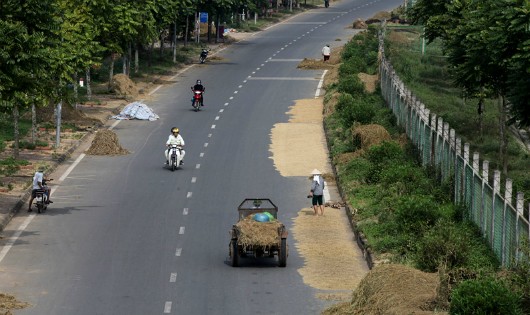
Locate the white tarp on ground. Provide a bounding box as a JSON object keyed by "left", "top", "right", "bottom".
{"left": 112, "top": 102, "right": 159, "bottom": 121}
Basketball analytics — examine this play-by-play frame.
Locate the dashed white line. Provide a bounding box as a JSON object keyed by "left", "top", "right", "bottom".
{"left": 215, "top": 116, "right": 220, "bottom": 120}
{"left": 191, "top": 177, "right": 196, "bottom": 183}
{"left": 211, "top": 125, "right": 216, "bottom": 129}
{"left": 164, "top": 301, "right": 172, "bottom": 313}
{"left": 204, "top": 143, "right": 209, "bottom": 147}
{"left": 183, "top": 208, "right": 189, "bottom": 215}
{"left": 170, "top": 273, "right": 177, "bottom": 282}
{"left": 200, "top": 153, "right": 204, "bottom": 157}
{"left": 196, "top": 164, "right": 201, "bottom": 169}
{"left": 187, "top": 192, "right": 192, "bottom": 198}
{"left": 179, "top": 227, "right": 185, "bottom": 234}
{"left": 219, "top": 109, "right": 224, "bottom": 113}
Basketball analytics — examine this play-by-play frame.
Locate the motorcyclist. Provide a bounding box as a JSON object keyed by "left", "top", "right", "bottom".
{"left": 28, "top": 166, "right": 52, "bottom": 212}
{"left": 165, "top": 127, "right": 185, "bottom": 165}
{"left": 191, "top": 80, "right": 205, "bottom": 106}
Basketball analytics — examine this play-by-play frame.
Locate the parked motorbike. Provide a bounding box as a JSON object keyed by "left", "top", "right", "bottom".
{"left": 191, "top": 87, "right": 204, "bottom": 111}
{"left": 199, "top": 49, "right": 210, "bottom": 64}
{"left": 35, "top": 178, "right": 52, "bottom": 213}
{"left": 167, "top": 145, "right": 183, "bottom": 171}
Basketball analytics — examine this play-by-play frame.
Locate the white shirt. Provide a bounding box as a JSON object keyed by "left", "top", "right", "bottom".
{"left": 32, "top": 172, "right": 43, "bottom": 190}
{"left": 166, "top": 134, "right": 185, "bottom": 146}
{"left": 322, "top": 46, "right": 331, "bottom": 56}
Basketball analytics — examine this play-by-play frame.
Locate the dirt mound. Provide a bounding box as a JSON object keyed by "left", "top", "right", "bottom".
{"left": 86, "top": 129, "right": 129, "bottom": 156}
{"left": 372, "top": 11, "right": 392, "bottom": 21}
{"left": 352, "top": 124, "right": 391, "bottom": 150}
{"left": 35, "top": 103, "right": 101, "bottom": 127}
{"left": 0, "top": 293, "right": 29, "bottom": 314}
{"left": 110, "top": 74, "right": 139, "bottom": 100}
{"left": 323, "top": 264, "right": 445, "bottom": 315}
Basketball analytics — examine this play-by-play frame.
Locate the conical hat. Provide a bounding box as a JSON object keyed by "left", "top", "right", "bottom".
{"left": 311, "top": 169, "right": 322, "bottom": 175}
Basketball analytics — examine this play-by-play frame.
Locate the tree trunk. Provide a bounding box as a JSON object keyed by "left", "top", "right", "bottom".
{"left": 108, "top": 55, "right": 115, "bottom": 91}
{"left": 135, "top": 45, "right": 139, "bottom": 73}
{"left": 73, "top": 72, "right": 78, "bottom": 110}
{"left": 13, "top": 103, "right": 19, "bottom": 159}
{"left": 86, "top": 68, "right": 92, "bottom": 101}
{"left": 159, "top": 33, "right": 164, "bottom": 58}
{"left": 122, "top": 55, "right": 127, "bottom": 75}
{"left": 477, "top": 97, "right": 484, "bottom": 141}
{"left": 498, "top": 95, "right": 509, "bottom": 175}
{"left": 127, "top": 43, "right": 132, "bottom": 76}
{"left": 185, "top": 15, "right": 189, "bottom": 47}
{"left": 31, "top": 102, "right": 36, "bottom": 144}
{"left": 148, "top": 41, "right": 154, "bottom": 68}
{"left": 173, "top": 21, "right": 177, "bottom": 63}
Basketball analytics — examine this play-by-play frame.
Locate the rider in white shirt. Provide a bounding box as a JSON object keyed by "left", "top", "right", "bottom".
{"left": 165, "top": 127, "right": 185, "bottom": 165}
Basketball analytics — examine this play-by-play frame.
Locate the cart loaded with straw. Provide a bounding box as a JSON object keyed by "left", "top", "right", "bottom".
{"left": 229, "top": 198, "right": 288, "bottom": 267}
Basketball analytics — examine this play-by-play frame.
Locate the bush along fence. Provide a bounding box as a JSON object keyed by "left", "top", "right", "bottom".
{"left": 377, "top": 32, "right": 529, "bottom": 268}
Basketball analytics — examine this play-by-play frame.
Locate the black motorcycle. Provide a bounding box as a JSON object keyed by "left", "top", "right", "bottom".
{"left": 199, "top": 49, "right": 210, "bottom": 64}
{"left": 35, "top": 178, "right": 52, "bottom": 213}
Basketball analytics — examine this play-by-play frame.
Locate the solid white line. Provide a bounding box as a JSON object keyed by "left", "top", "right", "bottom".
{"left": 108, "top": 120, "right": 120, "bottom": 130}
{"left": 148, "top": 85, "right": 162, "bottom": 95}
{"left": 59, "top": 153, "right": 86, "bottom": 181}
{"left": 315, "top": 70, "right": 328, "bottom": 98}
{"left": 0, "top": 214, "right": 34, "bottom": 263}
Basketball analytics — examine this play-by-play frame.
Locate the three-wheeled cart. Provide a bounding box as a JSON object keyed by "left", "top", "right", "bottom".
{"left": 229, "top": 198, "right": 288, "bottom": 267}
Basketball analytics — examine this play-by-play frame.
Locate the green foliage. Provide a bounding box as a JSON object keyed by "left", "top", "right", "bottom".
{"left": 336, "top": 94, "right": 376, "bottom": 128}
{"left": 414, "top": 220, "right": 498, "bottom": 273}
{"left": 450, "top": 277, "right": 523, "bottom": 315}
{"left": 336, "top": 74, "right": 365, "bottom": 97}
{"left": 0, "top": 157, "right": 29, "bottom": 176}
{"left": 365, "top": 141, "right": 405, "bottom": 183}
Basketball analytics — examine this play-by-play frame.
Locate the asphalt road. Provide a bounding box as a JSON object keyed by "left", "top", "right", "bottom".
{"left": 0, "top": 1, "right": 402, "bottom": 314}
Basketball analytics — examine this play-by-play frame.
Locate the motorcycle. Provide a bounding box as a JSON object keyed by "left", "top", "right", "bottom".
{"left": 167, "top": 145, "right": 184, "bottom": 171}
{"left": 35, "top": 178, "right": 52, "bottom": 213}
{"left": 191, "top": 87, "right": 204, "bottom": 111}
{"left": 199, "top": 49, "right": 210, "bottom": 64}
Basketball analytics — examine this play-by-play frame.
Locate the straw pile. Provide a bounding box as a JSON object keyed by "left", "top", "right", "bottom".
{"left": 352, "top": 124, "right": 391, "bottom": 150}
{"left": 0, "top": 293, "right": 29, "bottom": 314}
{"left": 86, "top": 129, "right": 129, "bottom": 155}
{"left": 323, "top": 264, "right": 444, "bottom": 315}
{"left": 235, "top": 216, "right": 283, "bottom": 249}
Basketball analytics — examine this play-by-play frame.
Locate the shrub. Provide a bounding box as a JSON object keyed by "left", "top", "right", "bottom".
{"left": 450, "top": 278, "right": 523, "bottom": 315}
{"left": 414, "top": 220, "right": 498, "bottom": 272}
{"left": 336, "top": 94, "right": 376, "bottom": 128}
{"left": 365, "top": 141, "right": 404, "bottom": 182}
{"left": 337, "top": 74, "right": 365, "bottom": 97}
{"left": 392, "top": 195, "right": 440, "bottom": 235}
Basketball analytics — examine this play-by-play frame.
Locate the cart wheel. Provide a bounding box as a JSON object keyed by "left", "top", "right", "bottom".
{"left": 278, "top": 238, "right": 287, "bottom": 267}
{"left": 230, "top": 240, "right": 239, "bottom": 267}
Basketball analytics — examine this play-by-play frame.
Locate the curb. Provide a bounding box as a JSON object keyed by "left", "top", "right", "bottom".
{"left": 323, "top": 117, "right": 374, "bottom": 270}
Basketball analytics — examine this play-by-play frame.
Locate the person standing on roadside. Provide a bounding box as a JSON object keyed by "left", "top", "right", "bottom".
{"left": 322, "top": 44, "right": 331, "bottom": 62}
{"left": 309, "top": 169, "right": 325, "bottom": 216}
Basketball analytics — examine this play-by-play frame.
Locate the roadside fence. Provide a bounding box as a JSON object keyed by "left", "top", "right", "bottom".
{"left": 378, "top": 32, "right": 530, "bottom": 268}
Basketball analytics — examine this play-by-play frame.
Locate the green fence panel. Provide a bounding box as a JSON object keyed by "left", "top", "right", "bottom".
{"left": 483, "top": 185, "right": 494, "bottom": 244}
{"left": 493, "top": 194, "right": 504, "bottom": 260}
{"left": 473, "top": 175, "right": 482, "bottom": 227}
{"left": 505, "top": 205, "right": 517, "bottom": 267}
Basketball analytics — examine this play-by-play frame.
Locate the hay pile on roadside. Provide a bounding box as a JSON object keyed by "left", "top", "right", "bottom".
{"left": 110, "top": 74, "right": 139, "bottom": 100}
{"left": 0, "top": 293, "right": 29, "bottom": 314}
{"left": 235, "top": 216, "right": 283, "bottom": 248}
{"left": 86, "top": 129, "right": 129, "bottom": 155}
{"left": 353, "top": 19, "right": 367, "bottom": 29}
{"left": 323, "top": 264, "right": 444, "bottom": 315}
{"left": 352, "top": 124, "right": 391, "bottom": 150}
